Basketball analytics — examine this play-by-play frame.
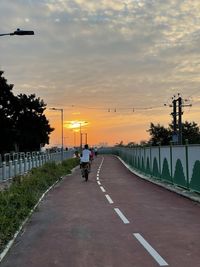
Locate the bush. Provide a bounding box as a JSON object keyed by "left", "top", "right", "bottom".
{"left": 0, "top": 157, "right": 79, "bottom": 252}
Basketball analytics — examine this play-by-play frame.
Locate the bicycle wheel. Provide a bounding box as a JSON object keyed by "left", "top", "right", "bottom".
{"left": 84, "top": 169, "right": 89, "bottom": 181}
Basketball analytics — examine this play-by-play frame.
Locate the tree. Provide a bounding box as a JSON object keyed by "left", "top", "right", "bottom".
{"left": 127, "top": 141, "right": 136, "bottom": 147}
{"left": 148, "top": 121, "right": 200, "bottom": 145}
{"left": 147, "top": 123, "right": 172, "bottom": 146}
{"left": 180, "top": 121, "right": 200, "bottom": 144}
{"left": 115, "top": 141, "right": 124, "bottom": 147}
{"left": 0, "top": 71, "right": 54, "bottom": 153}
{"left": 0, "top": 71, "right": 16, "bottom": 153}
{"left": 13, "top": 94, "right": 54, "bottom": 151}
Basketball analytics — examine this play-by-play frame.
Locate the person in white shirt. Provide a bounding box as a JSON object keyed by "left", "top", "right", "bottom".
{"left": 81, "top": 144, "right": 91, "bottom": 163}
{"left": 80, "top": 144, "right": 92, "bottom": 179}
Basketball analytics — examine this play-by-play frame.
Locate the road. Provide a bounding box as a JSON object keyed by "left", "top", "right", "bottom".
{"left": 1, "top": 155, "right": 200, "bottom": 267}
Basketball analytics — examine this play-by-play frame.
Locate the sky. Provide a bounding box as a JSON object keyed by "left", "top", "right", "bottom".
{"left": 1, "top": 0, "right": 200, "bottom": 147}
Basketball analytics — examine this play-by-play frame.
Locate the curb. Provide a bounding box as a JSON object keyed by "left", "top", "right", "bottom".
{"left": 118, "top": 157, "right": 200, "bottom": 204}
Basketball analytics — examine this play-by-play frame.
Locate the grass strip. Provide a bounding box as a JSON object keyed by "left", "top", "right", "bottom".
{"left": 0, "top": 157, "right": 79, "bottom": 253}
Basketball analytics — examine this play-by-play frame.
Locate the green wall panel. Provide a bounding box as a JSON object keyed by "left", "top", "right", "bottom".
{"left": 161, "top": 158, "right": 172, "bottom": 183}
{"left": 152, "top": 158, "right": 160, "bottom": 178}
{"left": 137, "top": 156, "right": 140, "bottom": 170}
{"left": 173, "top": 159, "right": 187, "bottom": 188}
{"left": 146, "top": 157, "right": 151, "bottom": 175}
{"left": 141, "top": 157, "right": 145, "bottom": 173}
{"left": 190, "top": 160, "right": 200, "bottom": 193}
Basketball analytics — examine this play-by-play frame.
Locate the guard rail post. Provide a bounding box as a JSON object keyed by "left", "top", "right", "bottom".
{"left": 19, "top": 158, "right": 23, "bottom": 175}
{"left": 24, "top": 157, "right": 28, "bottom": 173}
{"left": 9, "top": 160, "right": 13, "bottom": 179}
{"left": 32, "top": 156, "right": 35, "bottom": 168}
{"left": 29, "top": 155, "right": 32, "bottom": 170}
{"left": 14, "top": 159, "right": 18, "bottom": 177}
{"left": 36, "top": 154, "right": 38, "bottom": 167}
{"left": 185, "top": 139, "right": 189, "bottom": 190}
{"left": 2, "top": 162, "right": 6, "bottom": 180}
{"left": 39, "top": 155, "right": 42, "bottom": 167}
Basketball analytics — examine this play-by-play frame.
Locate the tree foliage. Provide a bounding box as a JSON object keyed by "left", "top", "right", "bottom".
{"left": 148, "top": 121, "right": 200, "bottom": 145}
{"left": 115, "top": 141, "right": 124, "bottom": 147}
{"left": 0, "top": 71, "right": 16, "bottom": 152}
{"left": 181, "top": 121, "right": 200, "bottom": 144}
{"left": 0, "top": 71, "right": 54, "bottom": 153}
{"left": 147, "top": 123, "right": 172, "bottom": 146}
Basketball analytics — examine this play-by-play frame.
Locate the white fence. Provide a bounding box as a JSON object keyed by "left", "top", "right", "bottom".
{"left": 0, "top": 150, "right": 75, "bottom": 181}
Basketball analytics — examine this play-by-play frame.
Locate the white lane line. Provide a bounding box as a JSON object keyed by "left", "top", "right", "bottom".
{"left": 97, "top": 181, "right": 101, "bottom": 185}
{"left": 133, "top": 233, "right": 168, "bottom": 266}
{"left": 105, "top": 194, "right": 114, "bottom": 204}
{"left": 97, "top": 177, "right": 99, "bottom": 181}
{"left": 100, "top": 157, "right": 104, "bottom": 167}
{"left": 114, "top": 208, "right": 130, "bottom": 224}
{"left": 100, "top": 186, "right": 106, "bottom": 192}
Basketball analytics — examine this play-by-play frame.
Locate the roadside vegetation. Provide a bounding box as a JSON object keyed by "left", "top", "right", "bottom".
{"left": 115, "top": 121, "right": 200, "bottom": 147}
{"left": 0, "top": 70, "right": 54, "bottom": 154}
{"left": 0, "top": 157, "right": 79, "bottom": 253}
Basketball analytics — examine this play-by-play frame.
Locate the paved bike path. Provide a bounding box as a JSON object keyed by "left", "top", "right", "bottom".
{"left": 1, "top": 155, "right": 200, "bottom": 266}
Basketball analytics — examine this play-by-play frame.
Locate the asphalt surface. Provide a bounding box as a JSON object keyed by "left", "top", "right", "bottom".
{"left": 1, "top": 155, "right": 200, "bottom": 267}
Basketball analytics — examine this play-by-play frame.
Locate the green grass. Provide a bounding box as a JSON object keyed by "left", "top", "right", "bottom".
{"left": 0, "top": 157, "right": 79, "bottom": 253}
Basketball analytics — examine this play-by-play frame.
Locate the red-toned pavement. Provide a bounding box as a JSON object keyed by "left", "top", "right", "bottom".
{"left": 1, "top": 155, "right": 200, "bottom": 267}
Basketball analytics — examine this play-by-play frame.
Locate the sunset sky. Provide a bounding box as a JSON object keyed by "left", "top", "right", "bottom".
{"left": 1, "top": 0, "right": 200, "bottom": 147}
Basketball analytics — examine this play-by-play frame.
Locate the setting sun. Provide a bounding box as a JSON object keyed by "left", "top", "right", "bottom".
{"left": 65, "top": 121, "right": 89, "bottom": 130}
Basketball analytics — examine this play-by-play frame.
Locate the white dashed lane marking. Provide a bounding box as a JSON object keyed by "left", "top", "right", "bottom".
{"left": 100, "top": 186, "right": 106, "bottom": 192}
{"left": 96, "top": 156, "right": 168, "bottom": 266}
{"left": 105, "top": 194, "right": 114, "bottom": 204}
{"left": 133, "top": 233, "right": 168, "bottom": 266}
{"left": 114, "top": 208, "right": 130, "bottom": 224}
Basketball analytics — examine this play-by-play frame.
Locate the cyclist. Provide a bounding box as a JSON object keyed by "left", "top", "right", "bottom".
{"left": 90, "top": 147, "right": 95, "bottom": 163}
{"left": 80, "top": 144, "right": 92, "bottom": 181}
{"left": 94, "top": 147, "right": 98, "bottom": 157}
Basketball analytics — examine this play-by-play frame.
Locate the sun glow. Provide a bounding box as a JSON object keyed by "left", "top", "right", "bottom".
{"left": 65, "top": 120, "right": 89, "bottom": 129}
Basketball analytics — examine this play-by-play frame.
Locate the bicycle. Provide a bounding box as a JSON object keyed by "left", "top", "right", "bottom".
{"left": 81, "top": 162, "right": 90, "bottom": 181}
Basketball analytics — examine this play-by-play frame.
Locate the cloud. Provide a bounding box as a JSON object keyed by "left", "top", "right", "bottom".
{"left": 1, "top": 0, "right": 200, "bottom": 145}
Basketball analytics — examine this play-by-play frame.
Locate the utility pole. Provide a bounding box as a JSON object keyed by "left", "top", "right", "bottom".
{"left": 81, "top": 133, "right": 88, "bottom": 146}
{"left": 168, "top": 94, "right": 192, "bottom": 145}
{"left": 171, "top": 97, "right": 178, "bottom": 144}
{"left": 50, "top": 108, "right": 64, "bottom": 160}
{"left": 178, "top": 96, "right": 183, "bottom": 145}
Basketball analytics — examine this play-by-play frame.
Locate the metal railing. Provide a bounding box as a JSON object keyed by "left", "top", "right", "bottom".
{"left": 0, "top": 149, "right": 75, "bottom": 181}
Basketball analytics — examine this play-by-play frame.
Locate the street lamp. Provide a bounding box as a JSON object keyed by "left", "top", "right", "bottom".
{"left": 50, "top": 108, "right": 64, "bottom": 161}
{"left": 81, "top": 133, "right": 88, "bottom": 146}
{"left": 0, "top": 28, "right": 34, "bottom": 37}
{"left": 78, "top": 121, "right": 88, "bottom": 150}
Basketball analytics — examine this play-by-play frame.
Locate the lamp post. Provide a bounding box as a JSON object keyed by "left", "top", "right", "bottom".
{"left": 0, "top": 28, "right": 34, "bottom": 37}
{"left": 73, "top": 130, "right": 76, "bottom": 147}
{"left": 81, "top": 133, "right": 88, "bottom": 146}
{"left": 79, "top": 123, "right": 82, "bottom": 150}
{"left": 78, "top": 121, "right": 88, "bottom": 151}
{"left": 50, "top": 108, "right": 64, "bottom": 161}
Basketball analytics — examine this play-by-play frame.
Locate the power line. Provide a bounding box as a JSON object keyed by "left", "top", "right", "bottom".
{"left": 71, "top": 104, "right": 164, "bottom": 112}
